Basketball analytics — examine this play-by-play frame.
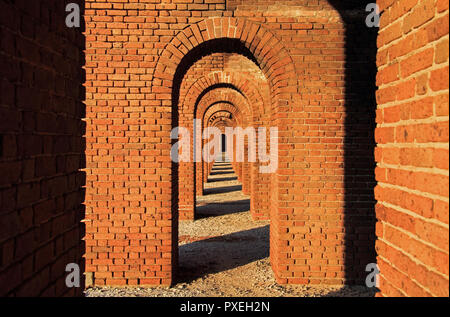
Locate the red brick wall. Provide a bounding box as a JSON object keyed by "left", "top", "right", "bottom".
{"left": 84, "top": 0, "right": 377, "bottom": 287}
{"left": 0, "top": 0, "right": 85, "bottom": 296}
{"left": 375, "top": 0, "right": 449, "bottom": 296}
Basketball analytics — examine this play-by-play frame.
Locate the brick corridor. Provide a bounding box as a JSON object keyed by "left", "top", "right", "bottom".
{"left": 1, "top": 0, "right": 448, "bottom": 297}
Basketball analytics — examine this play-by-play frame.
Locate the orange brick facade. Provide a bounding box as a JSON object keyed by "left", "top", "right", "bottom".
{"left": 375, "top": 0, "right": 449, "bottom": 296}
{"left": 0, "top": 0, "right": 448, "bottom": 297}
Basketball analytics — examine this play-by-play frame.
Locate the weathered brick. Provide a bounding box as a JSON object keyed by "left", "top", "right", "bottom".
{"left": 376, "top": 0, "right": 449, "bottom": 297}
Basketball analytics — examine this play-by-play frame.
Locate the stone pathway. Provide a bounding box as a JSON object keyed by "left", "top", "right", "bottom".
{"left": 86, "top": 160, "right": 377, "bottom": 297}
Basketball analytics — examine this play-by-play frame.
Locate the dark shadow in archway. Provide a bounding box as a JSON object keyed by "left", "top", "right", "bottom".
{"left": 207, "top": 177, "right": 238, "bottom": 183}
{"left": 209, "top": 171, "right": 235, "bottom": 176}
{"left": 328, "top": 0, "right": 378, "bottom": 285}
{"left": 178, "top": 226, "right": 269, "bottom": 283}
{"left": 196, "top": 199, "right": 250, "bottom": 219}
{"left": 204, "top": 185, "right": 242, "bottom": 195}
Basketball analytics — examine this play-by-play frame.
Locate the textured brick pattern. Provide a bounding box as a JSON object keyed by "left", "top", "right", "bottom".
{"left": 375, "top": 0, "right": 449, "bottom": 297}
{"left": 0, "top": 0, "right": 85, "bottom": 296}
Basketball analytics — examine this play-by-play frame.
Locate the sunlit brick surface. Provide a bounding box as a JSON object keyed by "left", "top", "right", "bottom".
{"left": 375, "top": 0, "right": 449, "bottom": 297}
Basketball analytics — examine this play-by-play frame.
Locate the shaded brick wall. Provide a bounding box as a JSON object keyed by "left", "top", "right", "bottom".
{"left": 0, "top": 0, "right": 85, "bottom": 296}
{"left": 375, "top": 0, "right": 449, "bottom": 296}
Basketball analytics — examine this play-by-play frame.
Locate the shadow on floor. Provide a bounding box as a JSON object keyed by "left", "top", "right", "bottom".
{"left": 178, "top": 225, "right": 269, "bottom": 283}
{"left": 322, "top": 286, "right": 379, "bottom": 297}
{"left": 209, "top": 171, "right": 235, "bottom": 176}
{"left": 207, "top": 177, "right": 238, "bottom": 183}
{"left": 203, "top": 185, "right": 242, "bottom": 195}
{"left": 196, "top": 199, "right": 250, "bottom": 219}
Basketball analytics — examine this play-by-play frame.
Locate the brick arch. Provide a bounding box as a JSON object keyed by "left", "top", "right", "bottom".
{"left": 209, "top": 116, "right": 236, "bottom": 129}
{"left": 197, "top": 89, "right": 251, "bottom": 126}
{"left": 153, "top": 17, "right": 297, "bottom": 99}
{"left": 178, "top": 85, "right": 252, "bottom": 221}
{"left": 178, "top": 86, "right": 252, "bottom": 212}
{"left": 73, "top": 0, "right": 449, "bottom": 293}
{"left": 204, "top": 112, "right": 240, "bottom": 192}
{"left": 194, "top": 86, "right": 272, "bottom": 217}
{"left": 195, "top": 88, "right": 256, "bottom": 198}
{"left": 152, "top": 17, "right": 298, "bottom": 285}
{"left": 181, "top": 71, "right": 268, "bottom": 123}
{"left": 214, "top": 123, "right": 234, "bottom": 133}
{"left": 204, "top": 105, "right": 242, "bottom": 127}
{"left": 196, "top": 97, "right": 248, "bottom": 197}
{"left": 204, "top": 111, "right": 255, "bottom": 201}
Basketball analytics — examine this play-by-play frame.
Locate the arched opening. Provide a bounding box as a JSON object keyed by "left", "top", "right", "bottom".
{"left": 148, "top": 15, "right": 300, "bottom": 286}
{"left": 176, "top": 54, "right": 271, "bottom": 283}
{"left": 162, "top": 26, "right": 291, "bottom": 283}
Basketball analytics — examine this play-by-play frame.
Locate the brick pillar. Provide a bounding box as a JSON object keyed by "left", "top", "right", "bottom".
{"left": 179, "top": 119, "right": 195, "bottom": 221}
{"left": 375, "top": 0, "right": 449, "bottom": 297}
{"left": 195, "top": 162, "right": 204, "bottom": 196}
{"left": 241, "top": 141, "right": 250, "bottom": 195}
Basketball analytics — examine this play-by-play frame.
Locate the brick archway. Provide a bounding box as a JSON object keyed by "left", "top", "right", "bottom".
{"left": 208, "top": 115, "right": 236, "bottom": 130}
{"left": 196, "top": 88, "right": 253, "bottom": 198}
{"left": 176, "top": 65, "right": 276, "bottom": 222}
{"left": 82, "top": 3, "right": 383, "bottom": 288}
{"left": 204, "top": 104, "right": 243, "bottom": 126}
{"left": 152, "top": 17, "right": 297, "bottom": 285}
{"left": 178, "top": 86, "right": 252, "bottom": 220}
{"left": 198, "top": 98, "right": 249, "bottom": 198}
{"left": 182, "top": 73, "right": 269, "bottom": 205}
{"left": 183, "top": 71, "right": 269, "bottom": 123}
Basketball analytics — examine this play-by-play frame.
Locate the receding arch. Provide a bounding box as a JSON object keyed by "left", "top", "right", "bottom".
{"left": 197, "top": 89, "right": 251, "bottom": 124}
{"left": 181, "top": 71, "right": 269, "bottom": 124}
{"left": 194, "top": 83, "right": 244, "bottom": 110}
{"left": 153, "top": 17, "right": 297, "bottom": 113}
{"left": 152, "top": 16, "right": 297, "bottom": 285}
{"left": 205, "top": 107, "right": 241, "bottom": 127}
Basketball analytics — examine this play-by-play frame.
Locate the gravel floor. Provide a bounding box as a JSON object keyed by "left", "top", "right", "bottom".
{"left": 86, "top": 160, "right": 377, "bottom": 298}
